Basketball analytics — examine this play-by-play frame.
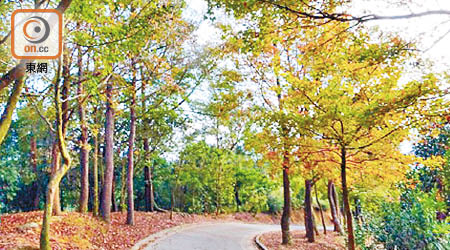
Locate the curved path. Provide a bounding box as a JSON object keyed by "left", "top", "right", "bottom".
{"left": 143, "top": 222, "right": 304, "bottom": 250}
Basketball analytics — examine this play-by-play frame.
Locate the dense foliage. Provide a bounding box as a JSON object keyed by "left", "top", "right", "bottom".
{"left": 355, "top": 126, "right": 450, "bottom": 249}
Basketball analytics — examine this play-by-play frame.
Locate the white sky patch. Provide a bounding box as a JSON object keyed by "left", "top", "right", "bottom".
{"left": 350, "top": 0, "right": 450, "bottom": 72}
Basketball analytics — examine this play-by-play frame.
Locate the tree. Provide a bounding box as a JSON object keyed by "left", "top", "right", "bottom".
{"left": 126, "top": 67, "right": 137, "bottom": 225}
{"left": 279, "top": 23, "right": 442, "bottom": 249}
{"left": 40, "top": 58, "right": 73, "bottom": 250}
{"left": 77, "top": 46, "right": 90, "bottom": 214}
{"left": 101, "top": 80, "right": 115, "bottom": 223}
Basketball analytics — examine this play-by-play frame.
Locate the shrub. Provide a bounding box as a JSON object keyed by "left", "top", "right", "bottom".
{"left": 356, "top": 188, "right": 449, "bottom": 250}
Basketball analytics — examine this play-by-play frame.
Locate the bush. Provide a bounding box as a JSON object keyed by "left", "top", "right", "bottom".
{"left": 356, "top": 188, "right": 449, "bottom": 250}
{"left": 267, "top": 191, "right": 283, "bottom": 213}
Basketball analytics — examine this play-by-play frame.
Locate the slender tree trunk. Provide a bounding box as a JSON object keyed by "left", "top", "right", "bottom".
{"left": 51, "top": 140, "right": 61, "bottom": 215}
{"left": 30, "top": 135, "right": 40, "bottom": 210}
{"left": 40, "top": 61, "right": 72, "bottom": 250}
{"left": 0, "top": 77, "right": 25, "bottom": 146}
{"left": 313, "top": 211, "right": 319, "bottom": 236}
{"left": 126, "top": 81, "right": 136, "bottom": 224}
{"left": 215, "top": 159, "right": 221, "bottom": 216}
{"left": 234, "top": 182, "right": 241, "bottom": 212}
{"left": 112, "top": 176, "right": 118, "bottom": 212}
{"left": 315, "top": 183, "right": 327, "bottom": 235}
{"left": 305, "top": 179, "right": 315, "bottom": 243}
{"left": 119, "top": 163, "right": 127, "bottom": 212}
{"left": 143, "top": 140, "right": 155, "bottom": 212}
{"left": 277, "top": 78, "right": 291, "bottom": 245}
{"left": 77, "top": 46, "right": 89, "bottom": 214}
{"left": 170, "top": 185, "right": 174, "bottom": 220}
{"left": 331, "top": 182, "right": 341, "bottom": 225}
{"left": 93, "top": 133, "right": 99, "bottom": 217}
{"left": 144, "top": 166, "right": 152, "bottom": 212}
{"left": 101, "top": 81, "right": 115, "bottom": 223}
{"left": 341, "top": 147, "right": 355, "bottom": 250}
{"left": 328, "top": 180, "right": 343, "bottom": 233}
{"left": 281, "top": 151, "right": 291, "bottom": 245}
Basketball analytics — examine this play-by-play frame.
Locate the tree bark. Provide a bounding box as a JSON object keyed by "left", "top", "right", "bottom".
{"left": 93, "top": 132, "right": 99, "bottom": 217}
{"left": 215, "top": 158, "right": 222, "bottom": 216}
{"left": 126, "top": 80, "right": 136, "bottom": 225}
{"left": 315, "top": 183, "right": 327, "bottom": 235}
{"left": 170, "top": 185, "right": 175, "bottom": 220}
{"left": 312, "top": 210, "right": 319, "bottom": 236}
{"left": 331, "top": 182, "right": 341, "bottom": 224}
{"left": 112, "top": 174, "right": 118, "bottom": 212}
{"left": 328, "top": 180, "right": 343, "bottom": 234}
{"left": 119, "top": 163, "right": 127, "bottom": 212}
{"left": 143, "top": 139, "right": 156, "bottom": 212}
{"left": 30, "top": 135, "right": 40, "bottom": 210}
{"left": 40, "top": 59, "right": 73, "bottom": 250}
{"left": 281, "top": 152, "right": 291, "bottom": 245}
{"left": 144, "top": 165, "right": 152, "bottom": 211}
{"left": 305, "top": 179, "right": 315, "bottom": 243}
{"left": 0, "top": 68, "right": 26, "bottom": 146}
{"left": 101, "top": 81, "right": 115, "bottom": 223}
{"left": 234, "top": 182, "right": 241, "bottom": 212}
{"left": 341, "top": 147, "right": 355, "bottom": 250}
{"left": 50, "top": 139, "right": 61, "bottom": 215}
{"left": 77, "top": 46, "right": 89, "bottom": 214}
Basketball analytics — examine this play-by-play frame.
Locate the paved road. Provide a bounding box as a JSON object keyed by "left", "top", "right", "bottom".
{"left": 144, "top": 222, "right": 304, "bottom": 250}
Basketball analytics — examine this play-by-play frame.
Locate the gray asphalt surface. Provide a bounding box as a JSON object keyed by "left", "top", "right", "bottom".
{"left": 144, "top": 222, "right": 304, "bottom": 250}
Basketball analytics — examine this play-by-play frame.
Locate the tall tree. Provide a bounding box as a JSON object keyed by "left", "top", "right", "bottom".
{"left": 40, "top": 59, "right": 73, "bottom": 250}
{"left": 101, "top": 80, "right": 115, "bottom": 223}
{"left": 77, "top": 46, "right": 90, "bottom": 213}
{"left": 126, "top": 69, "right": 137, "bottom": 225}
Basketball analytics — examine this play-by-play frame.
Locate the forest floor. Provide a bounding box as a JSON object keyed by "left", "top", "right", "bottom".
{"left": 0, "top": 210, "right": 286, "bottom": 250}
{"left": 259, "top": 230, "right": 345, "bottom": 250}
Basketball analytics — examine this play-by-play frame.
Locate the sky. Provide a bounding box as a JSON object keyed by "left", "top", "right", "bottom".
{"left": 182, "top": 0, "right": 450, "bottom": 155}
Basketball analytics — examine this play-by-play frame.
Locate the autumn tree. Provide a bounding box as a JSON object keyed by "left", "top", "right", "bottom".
{"left": 279, "top": 23, "right": 442, "bottom": 249}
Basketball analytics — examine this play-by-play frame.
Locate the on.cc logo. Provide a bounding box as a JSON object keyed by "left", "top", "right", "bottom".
{"left": 11, "top": 9, "right": 62, "bottom": 60}
{"left": 23, "top": 16, "right": 50, "bottom": 44}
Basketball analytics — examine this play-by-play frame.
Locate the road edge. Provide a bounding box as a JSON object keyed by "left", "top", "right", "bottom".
{"left": 255, "top": 233, "right": 269, "bottom": 250}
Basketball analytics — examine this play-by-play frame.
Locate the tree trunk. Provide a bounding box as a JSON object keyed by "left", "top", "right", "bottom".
{"left": 40, "top": 61, "right": 73, "bottom": 250}
{"left": 312, "top": 211, "right": 319, "bottom": 236}
{"left": 341, "top": 147, "right": 355, "bottom": 250}
{"left": 143, "top": 140, "right": 155, "bottom": 212}
{"left": 119, "top": 163, "right": 127, "bottom": 212}
{"left": 112, "top": 176, "right": 118, "bottom": 212}
{"left": 30, "top": 135, "right": 40, "bottom": 210}
{"left": 126, "top": 73, "right": 136, "bottom": 225}
{"left": 77, "top": 46, "right": 89, "bottom": 214}
{"left": 144, "top": 166, "right": 152, "bottom": 212}
{"left": 234, "top": 182, "right": 241, "bottom": 212}
{"left": 170, "top": 185, "right": 174, "bottom": 220}
{"left": 315, "top": 183, "right": 327, "bottom": 235}
{"left": 101, "top": 81, "right": 115, "bottom": 223}
{"left": 40, "top": 164, "right": 71, "bottom": 250}
{"left": 328, "top": 180, "right": 343, "bottom": 234}
{"left": 281, "top": 152, "right": 291, "bottom": 245}
{"left": 215, "top": 159, "right": 221, "bottom": 216}
{"left": 331, "top": 182, "right": 341, "bottom": 225}
{"left": 51, "top": 140, "right": 61, "bottom": 215}
{"left": 305, "top": 179, "right": 315, "bottom": 243}
{"left": 93, "top": 133, "right": 99, "bottom": 217}
{"left": 0, "top": 76, "right": 25, "bottom": 146}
